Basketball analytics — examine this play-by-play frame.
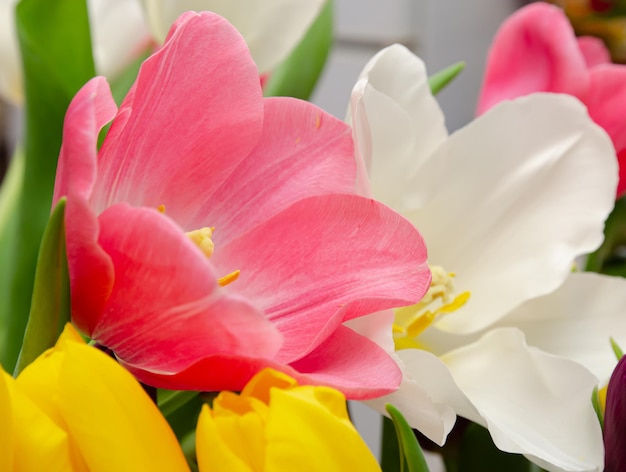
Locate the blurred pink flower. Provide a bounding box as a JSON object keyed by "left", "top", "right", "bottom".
{"left": 478, "top": 2, "right": 626, "bottom": 196}
{"left": 53, "top": 12, "right": 430, "bottom": 399}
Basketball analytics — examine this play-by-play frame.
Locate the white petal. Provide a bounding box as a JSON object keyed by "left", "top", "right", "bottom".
{"left": 365, "top": 351, "right": 461, "bottom": 446}
{"left": 444, "top": 328, "right": 604, "bottom": 472}
{"left": 497, "top": 271, "right": 626, "bottom": 384}
{"left": 140, "top": 0, "right": 324, "bottom": 73}
{"left": 408, "top": 94, "right": 617, "bottom": 333}
{"left": 344, "top": 309, "right": 396, "bottom": 354}
{"left": 347, "top": 45, "right": 448, "bottom": 212}
{"left": 88, "top": 0, "right": 152, "bottom": 79}
{"left": 0, "top": 0, "right": 22, "bottom": 104}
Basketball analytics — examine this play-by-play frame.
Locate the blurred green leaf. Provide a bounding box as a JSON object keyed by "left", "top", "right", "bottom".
{"left": 158, "top": 389, "right": 200, "bottom": 418}
{"left": 13, "top": 198, "right": 70, "bottom": 376}
{"left": 381, "top": 416, "right": 403, "bottom": 472}
{"left": 592, "top": 385, "right": 604, "bottom": 430}
{"left": 263, "top": 0, "right": 333, "bottom": 100}
{"left": 1, "top": 0, "right": 96, "bottom": 371}
{"left": 386, "top": 404, "right": 430, "bottom": 472}
{"left": 0, "top": 149, "right": 24, "bottom": 349}
{"left": 611, "top": 336, "right": 624, "bottom": 360}
{"left": 586, "top": 196, "right": 626, "bottom": 275}
{"left": 458, "top": 423, "right": 545, "bottom": 472}
{"left": 429, "top": 62, "right": 465, "bottom": 95}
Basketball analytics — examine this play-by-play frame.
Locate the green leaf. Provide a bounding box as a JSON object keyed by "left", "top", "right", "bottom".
{"left": 13, "top": 198, "right": 70, "bottom": 376}
{"left": 157, "top": 389, "right": 200, "bottom": 418}
{"left": 386, "top": 404, "right": 430, "bottom": 472}
{"left": 381, "top": 416, "right": 403, "bottom": 472}
{"left": 263, "top": 0, "right": 333, "bottom": 100}
{"left": 457, "top": 423, "right": 545, "bottom": 472}
{"left": 591, "top": 386, "right": 604, "bottom": 430}
{"left": 429, "top": 62, "right": 465, "bottom": 95}
{"left": 0, "top": 149, "right": 25, "bottom": 349}
{"left": 611, "top": 337, "right": 624, "bottom": 360}
{"left": 586, "top": 195, "right": 626, "bottom": 275}
{"left": 0, "top": 0, "right": 96, "bottom": 371}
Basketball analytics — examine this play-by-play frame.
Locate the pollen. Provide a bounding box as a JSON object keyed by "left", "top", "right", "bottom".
{"left": 186, "top": 227, "right": 215, "bottom": 258}
{"left": 218, "top": 270, "right": 240, "bottom": 287}
{"left": 157, "top": 204, "right": 166, "bottom": 213}
{"left": 186, "top": 226, "right": 241, "bottom": 287}
{"left": 393, "top": 265, "right": 470, "bottom": 351}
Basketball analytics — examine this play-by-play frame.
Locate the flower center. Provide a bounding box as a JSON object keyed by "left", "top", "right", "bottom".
{"left": 393, "top": 265, "right": 470, "bottom": 350}
{"left": 159, "top": 205, "right": 239, "bottom": 287}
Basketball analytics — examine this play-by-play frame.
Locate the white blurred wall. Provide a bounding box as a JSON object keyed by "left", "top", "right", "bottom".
{"left": 313, "top": 0, "right": 520, "bottom": 131}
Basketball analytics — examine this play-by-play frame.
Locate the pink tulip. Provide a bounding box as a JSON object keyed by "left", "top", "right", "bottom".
{"left": 52, "top": 12, "right": 430, "bottom": 399}
{"left": 478, "top": 3, "right": 626, "bottom": 196}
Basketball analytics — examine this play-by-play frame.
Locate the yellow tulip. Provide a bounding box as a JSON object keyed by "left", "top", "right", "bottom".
{"left": 2, "top": 324, "right": 189, "bottom": 471}
{"left": 196, "top": 368, "right": 381, "bottom": 472}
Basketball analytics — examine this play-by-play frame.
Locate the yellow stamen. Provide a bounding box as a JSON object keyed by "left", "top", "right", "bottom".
{"left": 186, "top": 227, "right": 215, "bottom": 258}
{"left": 157, "top": 204, "right": 166, "bottom": 213}
{"left": 218, "top": 270, "right": 240, "bottom": 287}
{"left": 393, "top": 265, "right": 470, "bottom": 350}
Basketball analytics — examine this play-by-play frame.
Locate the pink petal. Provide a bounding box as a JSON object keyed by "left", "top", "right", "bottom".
{"left": 52, "top": 77, "right": 118, "bottom": 334}
{"left": 577, "top": 36, "right": 612, "bottom": 68}
{"left": 583, "top": 65, "right": 626, "bottom": 197}
{"left": 53, "top": 76, "right": 117, "bottom": 204}
{"left": 212, "top": 194, "right": 430, "bottom": 363}
{"left": 288, "top": 325, "right": 402, "bottom": 399}
{"left": 92, "top": 203, "right": 282, "bottom": 374}
{"left": 585, "top": 64, "right": 626, "bottom": 156}
{"left": 91, "top": 12, "right": 265, "bottom": 225}
{"left": 192, "top": 97, "right": 357, "bottom": 244}
{"left": 124, "top": 326, "right": 401, "bottom": 399}
{"left": 477, "top": 3, "right": 588, "bottom": 115}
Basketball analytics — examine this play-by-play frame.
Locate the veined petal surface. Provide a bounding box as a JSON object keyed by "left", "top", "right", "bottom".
{"left": 411, "top": 95, "right": 617, "bottom": 334}
{"left": 496, "top": 272, "right": 626, "bottom": 383}
{"left": 55, "top": 11, "right": 429, "bottom": 396}
{"left": 443, "top": 328, "right": 603, "bottom": 472}
{"left": 476, "top": 2, "right": 588, "bottom": 114}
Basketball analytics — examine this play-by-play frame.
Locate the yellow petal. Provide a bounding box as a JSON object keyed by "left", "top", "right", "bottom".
{"left": 265, "top": 386, "right": 381, "bottom": 471}
{"left": 55, "top": 340, "right": 189, "bottom": 472}
{"left": 3, "top": 371, "right": 73, "bottom": 471}
{"left": 0, "top": 369, "right": 14, "bottom": 471}
{"left": 196, "top": 404, "right": 252, "bottom": 472}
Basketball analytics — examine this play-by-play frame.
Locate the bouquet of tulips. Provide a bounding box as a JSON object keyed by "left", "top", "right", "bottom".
{"left": 1, "top": 1, "right": 626, "bottom": 471}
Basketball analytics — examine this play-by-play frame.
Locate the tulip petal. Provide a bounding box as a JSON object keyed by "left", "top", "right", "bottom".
{"left": 477, "top": 2, "right": 588, "bottom": 115}
{"left": 0, "top": 370, "right": 13, "bottom": 470}
{"left": 496, "top": 272, "right": 626, "bottom": 383}
{"left": 92, "top": 12, "right": 264, "bottom": 226}
{"left": 605, "top": 356, "right": 626, "bottom": 472}
{"left": 264, "top": 386, "right": 381, "bottom": 470}
{"left": 585, "top": 65, "right": 626, "bottom": 157}
{"left": 408, "top": 94, "right": 616, "bottom": 334}
{"left": 92, "top": 203, "right": 282, "bottom": 373}
{"left": 365, "top": 350, "right": 459, "bottom": 446}
{"left": 193, "top": 97, "right": 357, "bottom": 243}
{"left": 141, "top": 0, "right": 324, "bottom": 73}
{"left": 577, "top": 36, "right": 611, "bottom": 68}
{"left": 52, "top": 77, "right": 118, "bottom": 334}
{"left": 444, "top": 328, "right": 604, "bottom": 472}
{"left": 55, "top": 338, "right": 189, "bottom": 471}
{"left": 348, "top": 44, "right": 448, "bottom": 211}
{"left": 2, "top": 371, "right": 72, "bottom": 471}
{"left": 196, "top": 404, "right": 251, "bottom": 472}
{"left": 127, "top": 325, "right": 402, "bottom": 399}
{"left": 289, "top": 325, "right": 402, "bottom": 398}
{"left": 213, "top": 194, "right": 430, "bottom": 360}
